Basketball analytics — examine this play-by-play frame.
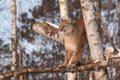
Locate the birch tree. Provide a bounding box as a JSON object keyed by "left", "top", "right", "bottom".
{"left": 80, "top": 0, "right": 108, "bottom": 80}
{"left": 11, "top": 0, "right": 17, "bottom": 80}
{"left": 116, "top": 0, "right": 120, "bottom": 48}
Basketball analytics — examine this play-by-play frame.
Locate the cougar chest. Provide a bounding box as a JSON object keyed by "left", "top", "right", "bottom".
{"left": 64, "top": 34, "right": 77, "bottom": 52}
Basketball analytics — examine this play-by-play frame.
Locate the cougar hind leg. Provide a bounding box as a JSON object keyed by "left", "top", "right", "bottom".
{"left": 67, "top": 48, "right": 84, "bottom": 68}
{"left": 58, "top": 49, "right": 72, "bottom": 68}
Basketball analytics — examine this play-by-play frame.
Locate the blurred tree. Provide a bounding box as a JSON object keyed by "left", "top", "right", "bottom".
{"left": 0, "top": 39, "right": 11, "bottom": 74}
{"left": 0, "top": 39, "right": 10, "bottom": 54}
{"left": 11, "top": 0, "right": 17, "bottom": 80}
{"left": 116, "top": 0, "right": 120, "bottom": 48}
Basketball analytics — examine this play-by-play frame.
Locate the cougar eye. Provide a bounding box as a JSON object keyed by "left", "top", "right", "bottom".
{"left": 63, "top": 29, "right": 65, "bottom": 32}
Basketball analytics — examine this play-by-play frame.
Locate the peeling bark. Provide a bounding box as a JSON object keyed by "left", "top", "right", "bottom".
{"left": 80, "top": 0, "right": 108, "bottom": 80}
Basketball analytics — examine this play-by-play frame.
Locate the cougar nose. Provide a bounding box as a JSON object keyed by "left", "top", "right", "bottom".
{"left": 59, "top": 26, "right": 63, "bottom": 31}
{"left": 59, "top": 28, "right": 62, "bottom": 32}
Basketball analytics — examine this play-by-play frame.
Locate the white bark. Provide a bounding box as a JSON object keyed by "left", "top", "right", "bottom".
{"left": 59, "top": 0, "right": 69, "bottom": 20}
{"left": 11, "top": 0, "right": 17, "bottom": 80}
{"left": 80, "top": 0, "right": 108, "bottom": 80}
{"left": 80, "top": 0, "right": 104, "bottom": 62}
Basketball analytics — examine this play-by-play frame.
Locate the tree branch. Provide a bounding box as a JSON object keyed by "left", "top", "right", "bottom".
{"left": 32, "top": 22, "right": 64, "bottom": 44}
{"left": 0, "top": 62, "right": 107, "bottom": 79}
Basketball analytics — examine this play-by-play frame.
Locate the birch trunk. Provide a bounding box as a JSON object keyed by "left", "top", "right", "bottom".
{"left": 11, "top": 0, "right": 17, "bottom": 80}
{"left": 80, "top": 0, "right": 108, "bottom": 80}
{"left": 116, "top": 0, "right": 120, "bottom": 48}
{"left": 59, "top": 0, "right": 75, "bottom": 80}
{"left": 59, "top": 0, "right": 69, "bottom": 20}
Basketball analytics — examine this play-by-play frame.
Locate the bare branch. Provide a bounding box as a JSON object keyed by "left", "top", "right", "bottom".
{"left": 0, "top": 62, "right": 107, "bottom": 80}
{"left": 32, "top": 22, "right": 64, "bottom": 44}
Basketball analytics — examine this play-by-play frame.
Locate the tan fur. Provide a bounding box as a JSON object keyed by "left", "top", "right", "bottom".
{"left": 59, "top": 18, "right": 87, "bottom": 68}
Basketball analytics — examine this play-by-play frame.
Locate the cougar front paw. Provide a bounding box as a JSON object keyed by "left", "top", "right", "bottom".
{"left": 58, "top": 64, "right": 67, "bottom": 68}
{"left": 67, "top": 64, "right": 76, "bottom": 68}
